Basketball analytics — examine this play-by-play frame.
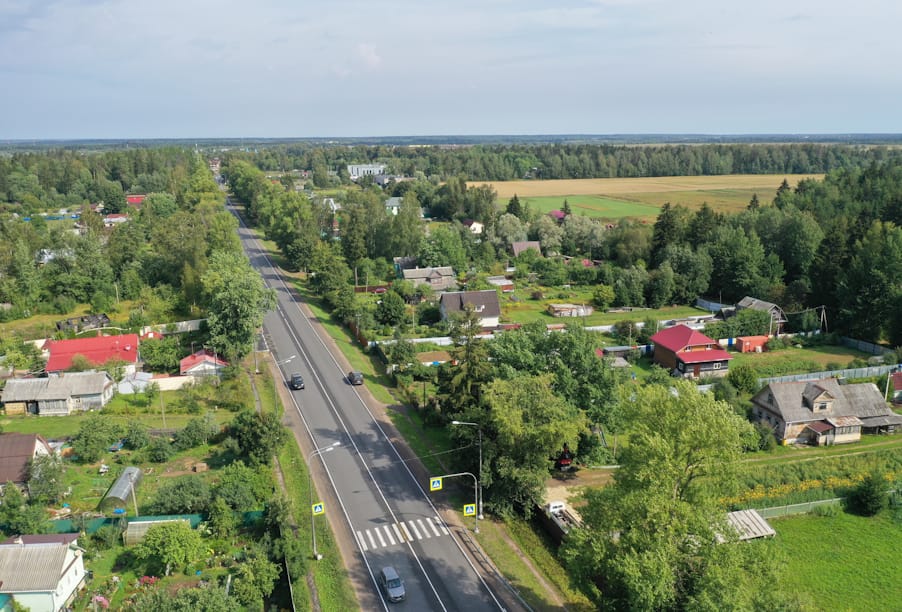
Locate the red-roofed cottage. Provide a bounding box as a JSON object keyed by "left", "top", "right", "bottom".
{"left": 650, "top": 324, "right": 732, "bottom": 378}
{"left": 44, "top": 334, "right": 140, "bottom": 374}
{"left": 180, "top": 349, "right": 229, "bottom": 376}
{"left": 126, "top": 194, "right": 146, "bottom": 208}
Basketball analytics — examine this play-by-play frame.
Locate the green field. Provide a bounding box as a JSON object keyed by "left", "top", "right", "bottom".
{"left": 516, "top": 194, "right": 661, "bottom": 221}
{"left": 772, "top": 510, "right": 902, "bottom": 611}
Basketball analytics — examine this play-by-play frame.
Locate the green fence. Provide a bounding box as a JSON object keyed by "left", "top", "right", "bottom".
{"left": 51, "top": 511, "right": 264, "bottom": 534}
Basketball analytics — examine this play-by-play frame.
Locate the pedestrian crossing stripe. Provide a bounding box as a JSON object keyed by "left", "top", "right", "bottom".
{"left": 355, "top": 517, "right": 450, "bottom": 551}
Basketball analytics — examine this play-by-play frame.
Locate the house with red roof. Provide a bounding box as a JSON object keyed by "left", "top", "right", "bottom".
{"left": 650, "top": 324, "right": 732, "bottom": 378}
{"left": 180, "top": 349, "right": 229, "bottom": 376}
{"left": 44, "top": 334, "right": 139, "bottom": 375}
{"left": 126, "top": 194, "right": 146, "bottom": 209}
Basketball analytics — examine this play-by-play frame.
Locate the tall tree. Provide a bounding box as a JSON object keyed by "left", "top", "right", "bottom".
{"left": 561, "top": 382, "right": 799, "bottom": 610}
{"left": 201, "top": 250, "right": 275, "bottom": 360}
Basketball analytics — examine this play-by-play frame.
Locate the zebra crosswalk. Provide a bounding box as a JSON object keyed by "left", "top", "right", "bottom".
{"left": 356, "top": 516, "right": 449, "bottom": 551}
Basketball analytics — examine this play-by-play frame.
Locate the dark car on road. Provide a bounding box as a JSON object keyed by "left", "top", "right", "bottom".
{"left": 289, "top": 373, "right": 305, "bottom": 390}
{"left": 347, "top": 371, "right": 364, "bottom": 385}
{"left": 378, "top": 566, "right": 405, "bottom": 603}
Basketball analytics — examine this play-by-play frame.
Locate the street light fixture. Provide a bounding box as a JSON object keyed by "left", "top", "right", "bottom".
{"left": 451, "top": 421, "right": 483, "bottom": 520}
{"left": 308, "top": 441, "right": 340, "bottom": 561}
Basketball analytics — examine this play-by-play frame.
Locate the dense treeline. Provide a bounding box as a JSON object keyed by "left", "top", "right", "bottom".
{"left": 227, "top": 151, "right": 902, "bottom": 347}
{"left": 226, "top": 142, "right": 902, "bottom": 181}
{"left": 0, "top": 148, "right": 197, "bottom": 214}
{"left": 0, "top": 150, "right": 271, "bottom": 360}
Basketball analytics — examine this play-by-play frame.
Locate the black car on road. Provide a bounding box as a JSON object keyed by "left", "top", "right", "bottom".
{"left": 289, "top": 373, "right": 305, "bottom": 390}
{"left": 347, "top": 371, "right": 364, "bottom": 385}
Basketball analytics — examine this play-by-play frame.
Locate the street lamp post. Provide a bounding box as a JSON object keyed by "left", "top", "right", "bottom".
{"left": 452, "top": 421, "right": 483, "bottom": 520}
{"left": 308, "top": 442, "right": 340, "bottom": 561}
{"left": 272, "top": 354, "right": 296, "bottom": 407}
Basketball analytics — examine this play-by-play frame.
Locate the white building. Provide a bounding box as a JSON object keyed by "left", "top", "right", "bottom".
{"left": 0, "top": 534, "right": 87, "bottom": 612}
{"left": 347, "top": 164, "right": 386, "bottom": 180}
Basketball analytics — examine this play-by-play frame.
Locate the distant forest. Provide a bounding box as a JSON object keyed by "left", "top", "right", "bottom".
{"left": 227, "top": 142, "right": 902, "bottom": 181}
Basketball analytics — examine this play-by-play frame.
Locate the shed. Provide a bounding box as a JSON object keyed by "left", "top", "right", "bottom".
{"left": 101, "top": 466, "right": 142, "bottom": 510}
{"left": 725, "top": 509, "right": 776, "bottom": 541}
{"left": 547, "top": 304, "right": 593, "bottom": 318}
{"left": 736, "top": 335, "right": 769, "bottom": 353}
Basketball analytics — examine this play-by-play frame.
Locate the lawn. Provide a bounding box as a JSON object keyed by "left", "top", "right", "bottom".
{"left": 729, "top": 344, "right": 871, "bottom": 378}
{"left": 474, "top": 174, "right": 822, "bottom": 221}
{"left": 515, "top": 194, "right": 661, "bottom": 222}
{"left": 772, "top": 509, "right": 902, "bottom": 611}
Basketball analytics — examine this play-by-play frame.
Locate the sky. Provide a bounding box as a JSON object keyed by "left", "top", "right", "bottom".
{"left": 1, "top": 0, "right": 901, "bottom": 139}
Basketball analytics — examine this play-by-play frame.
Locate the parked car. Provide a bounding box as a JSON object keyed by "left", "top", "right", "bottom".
{"left": 347, "top": 371, "right": 364, "bottom": 385}
{"left": 378, "top": 566, "right": 405, "bottom": 603}
{"left": 289, "top": 373, "right": 305, "bottom": 390}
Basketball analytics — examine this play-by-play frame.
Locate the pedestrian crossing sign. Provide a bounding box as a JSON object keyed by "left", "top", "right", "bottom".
{"left": 312, "top": 502, "right": 325, "bottom": 515}
{"left": 429, "top": 477, "right": 443, "bottom": 491}
{"left": 464, "top": 504, "right": 476, "bottom": 516}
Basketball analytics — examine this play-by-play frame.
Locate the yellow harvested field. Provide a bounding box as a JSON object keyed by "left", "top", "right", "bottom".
{"left": 470, "top": 174, "right": 823, "bottom": 199}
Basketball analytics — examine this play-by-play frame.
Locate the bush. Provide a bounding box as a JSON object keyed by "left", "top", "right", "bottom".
{"left": 753, "top": 422, "right": 778, "bottom": 451}
{"left": 146, "top": 437, "right": 174, "bottom": 463}
{"left": 847, "top": 471, "right": 889, "bottom": 516}
{"left": 727, "top": 364, "right": 759, "bottom": 394}
{"left": 813, "top": 502, "right": 841, "bottom": 517}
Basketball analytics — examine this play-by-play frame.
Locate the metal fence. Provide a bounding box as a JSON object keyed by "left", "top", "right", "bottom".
{"left": 840, "top": 336, "right": 894, "bottom": 356}
{"left": 758, "top": 363, "right": 900, "bottom": 386}
{"left": 754, "top": 498, "right": 842, "bottom": 518}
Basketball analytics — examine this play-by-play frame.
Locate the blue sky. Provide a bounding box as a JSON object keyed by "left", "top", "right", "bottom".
{"left": 1, "top": 0, "right": 900, "bottom": 138}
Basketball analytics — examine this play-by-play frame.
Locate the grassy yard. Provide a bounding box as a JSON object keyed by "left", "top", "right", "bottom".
{"left": 729, "top": 344, "right": 871, "bottom": 377}
{"left": 772, "top": 509, "right": 902, "bottom": 611}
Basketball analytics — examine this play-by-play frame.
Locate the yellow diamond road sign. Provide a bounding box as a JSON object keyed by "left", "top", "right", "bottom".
{"left": 312, "top": 502, "right": 325, "bottom": 515}
{"left": 429, "top": 477, "right": 443, "bottom": 491}
{"left": 464, "top": 504, "right": 476, "bottom": 516}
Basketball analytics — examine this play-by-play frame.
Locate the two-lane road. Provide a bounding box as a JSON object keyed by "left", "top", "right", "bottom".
{"left": 232, "top": 201, "right": 504, "bottom": 611}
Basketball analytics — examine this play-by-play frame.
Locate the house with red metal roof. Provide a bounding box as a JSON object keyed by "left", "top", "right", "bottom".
{"left": 649, "top": 324, "right": 732, "bottom": 378}
{"left": 44, "top": 334, "right": 140, "bottom": 375}
{"left": 180, "top": 349, "right": 229, "bottom": 376}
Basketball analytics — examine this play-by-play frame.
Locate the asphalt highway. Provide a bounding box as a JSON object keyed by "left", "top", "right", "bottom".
{"left": 231, "top": 200, "right": 505, "bottom": 611}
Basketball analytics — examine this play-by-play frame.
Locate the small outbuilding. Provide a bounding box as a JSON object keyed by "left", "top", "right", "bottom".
{"left": 736, "top": 335, "right": 769, "bottom": 353}
{"left": 725, "top": 509, "right": 776, "bottom": 541}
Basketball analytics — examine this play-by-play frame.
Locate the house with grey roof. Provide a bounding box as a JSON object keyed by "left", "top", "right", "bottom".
{"left": 1, "top": 372, "right": 114, "bottom": 416}
{"left": 511, "top": 241, "right": 542, "bottom": 258}
{"left": 402, "top": 267, "right": 457, "bottom": 292}
{"left": 751, "top": 379, "right": 902, "bottom": 445}
{"left": 736, "top": 296, "right": 787, "bottom": 334}
{"left": 0, "top": 533, "right": 86, "bottom": 611}
{"left": 439, "top": 290, "right": 502, "bottom": 328}
{"left": 385, "top": 197, "right": 403, "bottom": 215}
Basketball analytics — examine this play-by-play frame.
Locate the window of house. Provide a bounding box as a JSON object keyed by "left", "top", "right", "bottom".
{"left": 712, "top": 362, "right": 722, "bottom": 369}
{"left": 815, "top": 402, "right": 827, "bottom": 411}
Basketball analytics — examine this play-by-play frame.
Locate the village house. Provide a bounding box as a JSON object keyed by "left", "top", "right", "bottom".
{"left": 180, "top": 349, "right": 229, "bottom": 376}
{"left": 751, "top": 379, "right": 902, "bottom": 445}
{"left": 511, "top": 241, "right": 542, "bottom": 258}
{"left": 736, "top": 296, "right": 788, "bottom": 334}
{"left": 1, "top": 372, "right": 115, "bottom": 416}
{"left": 486, "top": 276, "right": 514, "bottom": 292}
{"left": 462, "top": 219, "right": 484, "bottom": 234}
{"left": 649, "top": 324, "right": 732, "bottom": 378}
{"left": 547, "top": 304, "right": 594, "bottom": 318}
{"left": 0, "top": 433, "right": 54, "bottom": 487}
{"left": 0, "top": 534, "right": 87, "bottom": 612}
{"left": 439, "top": 290, "right": 502, "bottom": 329}
{"left": 43, "top": 334, "right": 140, "bottom": 375}
{"left": 402, "top": 267, "right": 457, "bottom": 292}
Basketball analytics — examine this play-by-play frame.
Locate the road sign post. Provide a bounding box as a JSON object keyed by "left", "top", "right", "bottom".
{"left": 428, "top": 472, "right": 479, "bottom": 533}
{"left": 312, "top": 502, "right": 325, "bottom": 515}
